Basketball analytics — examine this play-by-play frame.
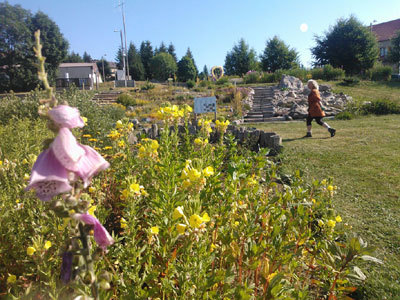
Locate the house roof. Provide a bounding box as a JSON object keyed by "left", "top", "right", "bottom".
{"left": 59, "top": 62, "right": 99, "bottom": 73}
{"left": 371, "top": 18, "right": 400, "bottom": 42}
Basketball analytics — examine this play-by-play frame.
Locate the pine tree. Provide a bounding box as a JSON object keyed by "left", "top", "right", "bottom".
{"left": 260, "top": 36, "right": 299, "bottom": 72}
{"left": 82, "top": 51, "right": 92, "bottom": 63}
{"left": 168, "top": 43, "right": 178, "bottom": 63}
{"left": 64, "top": 51, "right": 83, "bottom": 63}
{"left": 140, "top": 40, "right": 154, "bottom": 79}
{"left": 185, "top": 48, "right": 198, "bottom": 76}
{"left": 128, "top": 42, "right": 145, "bottom": 80}
{"left": 177, "top": 56, "right": 197, "bottom": 82}
{"left": 224, "top": 38, "right": 257, "bottom": 76}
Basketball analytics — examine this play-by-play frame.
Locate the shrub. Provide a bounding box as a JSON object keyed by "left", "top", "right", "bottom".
{"left": 186, "top": 79, "right": 195, "bottom": 89}
{"left": 243, "top": 71, "right": 260, "bottom": 84}
{"left": 116, "top": 93, "right": 134, "bottom": 106}
{"left": 311, "top": 68, "right": 324, "bottom": 80}
{"left": 215, "top": 76, "right": 230, "bottom": 86}
{"left": 335, "top": 111, "right": 354, "bottom": 120}
{"left": 0, "top": 90, "right": 40, "bottom": 125}
{"left": 341, "top": 77, "right": 360, "bottom": 86}
{"left": 323, "top": 65, "right": 345, "bottom": 80}
{"left": 199, "top": 80, "right": 208, "bottom": 88}
{"left": 259, "top": 72, "right": 275, "bottom": 83}
{"left": 361, "top": 99, "right": 400, "bottom": 115}
{"left": 369, "top": 65, "right": 392, "bottom": 81}
{"left": 286, "top": 68, "right": 310, "bottom": 81}
{"left": 140, "top": 81, "right": 155, "bottom": 91}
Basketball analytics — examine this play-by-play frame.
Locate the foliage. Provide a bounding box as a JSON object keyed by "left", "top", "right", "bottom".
{"left": 0, "top": 3, "right": 68, "bottom": 92}
{"left": 82, "top": 51, "right": 92, "bottom": 62}
{"left": 311, "top": 16, "right": 378, "bottom": 75}
{"left": 167, "top": 43, "right": 178, "bottom": 63}
{"left": 186, "top": 79, "right": 196, "bottom": 89}
{"left": 127, "top": 42, "right": 145, "bottom": 81}
{"left": 367, "top": 65, "right": 392, "bottom": 81}
{"left": 360, "top": 99, "right": 400, "bottom": 115}
{"left": 260, "top": 36, "right": 299, "bottom": 72}
{"left": 388, "top": 30, "right": 400, "bottom": 64}
{"left": 224, "top": 38, "right": 258, "bottom": 76}
{"left": 185, "top": 48, "right": 199, "bottom": 76}
{"left": 140, "top": 81, "right": 156, "bottom": 91}
{"left": 341, "top": 77, "right": 360, "bottom": 86}
{"left": 63, "top": 51, "right": 83, "bottom": 63}
{"left": 243, "top": 71, "right": 260, "bottom": 84}
{"left": 177, "top": 56, "right": 197, "bottom": 82}
{"left": 140, "top": 40, "right": 154, "bottom": 80}
{"left": 0, "top": 90, "right": 40, "bottom": 124}
{"left": 215, "top": 76, "right": 230, "bottom": 86}
{"left": 335, "top": 111, "right": 354, "bottom": 120}
{"left": 116, "top": 93, "right": 150, "bottom": 107}
{"left": 150, "top": 53, "right": 177, "bottom": 81}
{"left": 311, "top": 65, "right": 345, "bottom": 81}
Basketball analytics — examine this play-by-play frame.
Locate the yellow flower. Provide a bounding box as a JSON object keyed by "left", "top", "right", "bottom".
{"left": 150, "top": 226, "right": 159, "bottom": 234}
{"left": 88, "top": 205, "right": 97, "bottom": 217}
{"left": 173, "top": 206, "right": 185, "bottom": 220}
{"left": 327, "top": 219, "right": 336, "bottom": 228}
{"left": 82, "top": 134, "right": 91, "bottom": 138}
{"left": 130, "top": 183, "right": 141, "bottom": 194}
{"left": 203, "top": 166, "right": 214, "bottom": 177}
{"left": 127, "top": 122, "right": 133, "bottom": 130}
{"left": 88, "top": 187, "right": 96, "bottom": 193}
{"left": 210, "top": 243, "right": 217, "bottom": 252}
{"left": 82, "top": 116, "right": 88, "bottom": 125}
{"left": 116, "top": 120, "right": 123, "bottom": 129}
{"left": 118, "top": 140, "right": 125, "bottom": 148}
{"left": 311, "top": 198, "right": 316, "bottom": 204}
{"left": 89, "top": 138, "right": 98, "bottom": 142}
{"left": 321, "top": 179, "right": 327, "bottom": 185}
{"left": 44, "top": 241, "right": 52, "bottom": 250}
{"left": 318, "top": 219, "right": 324, "bottom": 227}
{"left": 151, "top": 140, "right": 159, "bottom": 150}
{"left": 176, "top": 223, "right": 187, "bottom": 234}
{"left": 327, "top": 185, "right": 334, "bottom": 192}
{"left": 22, "top": 158, "right": 29, "bottom": 164}
{"left": 120, "top": 217, "right": 128, "bottom": 229}
{"left": 234, "top": 221, "right": 239, "bottom": 227}
{"left": 267, "top": 272, "right": 277, "bottom": 281}
{"left": 194, "top": 138, "right": 202, "bottom": 145}
{"left": 0, "top": 160, "right": 2, "bottom": 166}
{"left": 189, "top": 214, "right": 203, "bottom": 228}
{"left": 335, "top": 215, "right": 342, "bottom": 223}
{"left": 103, "top": 146, "right": 112, "bottom": 150}
{"left": 7, "top": 274, "right": 16, "bottom": 284}
{"left": 27, "top": 246, "right": 36, "bottom": 256}
{"left": 202, "top": 212, "right": 210, "bottom": 223}
{"left": 188, "top": 168, "right": 201, "bottom": 181}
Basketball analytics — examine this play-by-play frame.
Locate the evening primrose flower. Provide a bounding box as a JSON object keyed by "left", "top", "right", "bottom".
{"left": 120, "top": 217, "right": 128, "bottom": 229}
{"left": 116, "top": 120, "right": 123, "bottom": 129}
{"left": 88, "top": 186, "right": 96, "bottom": 193}
{"left": 321, "top": 179, "right": 327, "bottom": 185}
{"left": 27, "top": 246, "right": 36, "bottom": 256}
{"left": 188, "top": 168, "right": 201, "bottom": 181}
{"left": 203, "top": 166, "right": 214, "bottom": 177}
{"left": 189, "top": 214, "right": 203, "bottom": 228}
{"left": 150, "top": 226, "right": 159, "bottom": 234}
{"left": 88, "top": 205, "right": 97, "bottom": 217}
{"left": 327, "top": 219, "right": 336, "bottom": 228}
{"left": 176, "top": 223, "right": 187, "bottom": 234}
{"left": 7, "top": 274, "right": 16, "bottom": 284}
{"left": 335, "top": 215, "right": 342, "bottom": 223}
{"left": 173, "top": 206, "right": 185, "bottom": 220}
{"left": 215, "top": 119, "right": 230, "bottom": 133}
{"left": 327, "top": 185, "right": 334, "bottom": 192}
{"left": 118, "top": 140, "right": 125, "bottom": 148}
{"left": 44, "top": 241, "right": 52, "bottom": 250}
{"left": 82, "top": 134, "right": 91, "bottom": 138}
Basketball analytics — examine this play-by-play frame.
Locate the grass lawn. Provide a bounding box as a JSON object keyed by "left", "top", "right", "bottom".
{"left": 247, "top": 115, "right": 400, "bottom": 299}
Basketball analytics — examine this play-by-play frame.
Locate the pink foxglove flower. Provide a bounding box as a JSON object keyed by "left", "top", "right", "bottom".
{"left": 75, "top": 144, "right": 110, "bottom": 188}
{"left": 48, "top": 105, "right": 85, "bottom": 128}
{"left": 51, "top": 128, "right": 85, "bottom": 172}
{"left": 25, "top": 149, "right": 72, "bottom": 201}
{"left": 73, "top": 213, "right": 114, "bottom": 250}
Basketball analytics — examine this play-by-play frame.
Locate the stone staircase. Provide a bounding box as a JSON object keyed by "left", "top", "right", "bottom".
{"left": 91, "top": 91, "right": 122, "bottom": 105}
{"left": 244, "top": 86, "right": 277, "bottom": 123}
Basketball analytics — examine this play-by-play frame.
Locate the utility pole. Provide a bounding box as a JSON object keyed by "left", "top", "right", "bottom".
{"left": 102, "top": 54, "right": 106, "bottom": 83}
{"left": 119, "top": 0, "right": 129, "bottom": 80}
{"left": 115, "top": 29, "right": 127, "bottom": 87}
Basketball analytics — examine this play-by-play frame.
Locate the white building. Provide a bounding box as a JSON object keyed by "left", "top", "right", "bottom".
{"left": 57, "top": 62, "right": 102, "bottom": 89}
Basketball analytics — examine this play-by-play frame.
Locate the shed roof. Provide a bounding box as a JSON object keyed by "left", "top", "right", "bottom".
{"left": 371, "top": 18, "right": 400, "bottom": 42}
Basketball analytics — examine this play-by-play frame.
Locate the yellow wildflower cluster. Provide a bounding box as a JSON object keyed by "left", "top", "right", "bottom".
{"left": 138, "top": 138, "right": 159, "bottom": 159}
{"left": 194, "top": 137, "right": 208, "bottom": 147}
{"left": 156, "top": 104, "right": 192, "bottom": 122}
{"left": 215, "top": 119, "right": 230, "bottom": 134}
{"left": 180, "top": 160, "right": 214, "bottom": 190}
{"left": 173, "top": 206, "right": 210, "bottom": 234}
{"left": 107, "top": 120, "right": 133, "bottom": 141}
{"left": 197, "top": 119, "right": 213, "bottom": 136}
{"left": 120, "top": 182, "right": 148, "bottom": 200}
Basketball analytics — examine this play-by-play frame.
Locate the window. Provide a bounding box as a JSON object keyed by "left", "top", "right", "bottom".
{"left": 380, "top": 47, "right": 388, "bottom": 57}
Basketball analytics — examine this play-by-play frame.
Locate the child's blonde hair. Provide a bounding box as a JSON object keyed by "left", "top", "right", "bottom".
{"left": 307, "top": 79, "right": 319, "bottom": 90}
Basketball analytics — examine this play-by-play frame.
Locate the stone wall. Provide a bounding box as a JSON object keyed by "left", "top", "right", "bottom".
{"left": 129, "top": 122, "right": 282, "bottom": 154}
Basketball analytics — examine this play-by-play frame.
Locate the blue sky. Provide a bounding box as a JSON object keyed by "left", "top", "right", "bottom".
{"left": 6, "top": 0, "right": 400, "bottom": 70}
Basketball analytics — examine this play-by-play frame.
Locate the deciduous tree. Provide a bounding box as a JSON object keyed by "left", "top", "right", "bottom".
{"left": 311, "top": 16, "right": 378, "bottom": 74}
{"left": 177, "top": 56, "right": 197, "bottom": 82}
{"left": 150, "top": 53, "right": 177, "bottom": 81}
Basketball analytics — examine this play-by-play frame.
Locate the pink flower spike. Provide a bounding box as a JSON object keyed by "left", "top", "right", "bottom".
{"left": 73, "top": 213, "right": 114, "bottom": 250}
{"left": 51, "top": 128, "right": 85, "bottom": 172}
{"left": 75, "top": 145, "right": 110, "bottom": 188}
{"left": 25, "top": 149, "right": 72, "bottom": 201}
{"left": 48, "top": 105, "right": 85, "bottom": 128}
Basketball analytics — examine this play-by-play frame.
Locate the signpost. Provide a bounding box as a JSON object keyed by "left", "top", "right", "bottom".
{"left": 194, "top": 96, "right": 217, "bottom": 121}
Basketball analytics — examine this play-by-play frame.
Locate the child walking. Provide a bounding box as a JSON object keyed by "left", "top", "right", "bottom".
{"left": 304, "top": 79, "right": 336, "bottom": 138}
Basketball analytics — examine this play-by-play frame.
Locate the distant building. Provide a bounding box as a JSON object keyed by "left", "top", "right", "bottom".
{"left": 108, "top": 62, "right": 117, "bottom": 79}
{"left": 57, "top": 62, "right": 102, "bottom": 89}
{"left": 371, "top": 18, "right": 400, "bottom": 74}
